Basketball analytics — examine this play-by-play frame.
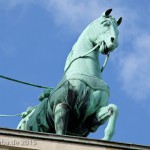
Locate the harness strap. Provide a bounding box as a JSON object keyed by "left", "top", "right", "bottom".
{"left": 0, "top": 43, "right": 110, "bottom": 118}
{"left": 65, "top": 42, "right": 110, "bottom": 73}
{"left": 51, "top": 73, "right": 110, "bottom": 96}
{"left": 101, "top": 53, "right": 110, "bottom": 73}
{"left": 64, "top": 43, "right": 101, "bottom": 73}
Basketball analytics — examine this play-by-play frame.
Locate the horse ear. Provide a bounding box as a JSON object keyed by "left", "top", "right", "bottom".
{"left": 117, "top": 17, "right": 122, "bottom": 26}
{"left": 102, "top": 9, "right": 112, "bottom": 17}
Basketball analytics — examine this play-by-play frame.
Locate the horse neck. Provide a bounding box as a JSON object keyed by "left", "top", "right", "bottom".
{"left": 64, "top": 28, "right": 102, "bottom": 78}
{"left": 73, "top": 29, "right": 94, "bottom": 56}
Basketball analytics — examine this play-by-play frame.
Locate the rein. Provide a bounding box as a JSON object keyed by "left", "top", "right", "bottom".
{"left": 0, "top": 106, "right": 37, "bottom": 118}
{"left": 0, "top": 75, "right": 51, "bottom": 118}
{"left": 0, "top": 74, "right": 53, "bottom": 90}
{"left": 101, "top": 52, "right": 110, "bottom": 73}
{"left": 0, "top": 43, "right": 110, "bottom": 118}
{"left": 0, "top": 114, "right": 21, "bottom": 117}
{"left": 0, "top": 43, "right": 110, "bottom": 91}
{"left": 65, "top": 42, "right": 110, "bottom": 73}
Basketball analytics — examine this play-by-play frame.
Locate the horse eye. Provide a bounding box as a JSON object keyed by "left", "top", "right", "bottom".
{"left": 101, "top": 20, "right": 110, "bottom": 27}
{"left": 103, "top": 21, "right": 110, "bottom": 26}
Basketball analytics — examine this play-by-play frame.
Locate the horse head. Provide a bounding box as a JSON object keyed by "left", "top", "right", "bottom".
{"left": 88, "top": 9, "right": 122, "bottom": 55}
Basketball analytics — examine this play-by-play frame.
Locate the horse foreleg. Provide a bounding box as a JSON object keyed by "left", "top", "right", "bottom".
{"left": 54, "top": 103, "right": 70, "bottom": 135}
{"left": 98, "top": 104, "right": 118, "bottom": 140}
{"left": 90, "top": 104, "right": 118, "bottom": 140}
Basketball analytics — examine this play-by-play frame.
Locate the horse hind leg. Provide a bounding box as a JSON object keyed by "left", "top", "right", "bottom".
{"left": 54, "top": 103, "right": 71, "bottom": 135}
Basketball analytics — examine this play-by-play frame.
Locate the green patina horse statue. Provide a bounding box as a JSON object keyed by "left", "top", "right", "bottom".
{"left": 17, "top": 9, "right": 122, "bottom": 140}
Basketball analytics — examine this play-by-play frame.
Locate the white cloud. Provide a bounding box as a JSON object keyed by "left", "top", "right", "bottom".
{"left": 0, "top": 0, "right": 33, "bottom": 10}
{"left": 0, "top": 0, "right": 123, "bottom": 31}
{"left": 37, "top": 0, "right": 102, "bottom": 30}
{"left": 39, "top": 0, "right": 129, "bottom": 31}
{"left": 106, "top": 3, "right": 150, "bottom": 103}
{"left": 114, "top": 34, "right": 150, "bottom": 102}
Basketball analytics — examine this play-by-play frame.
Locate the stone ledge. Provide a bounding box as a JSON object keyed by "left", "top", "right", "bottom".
{"left": 0, "top": 128, "right": 149, "bottom": 150}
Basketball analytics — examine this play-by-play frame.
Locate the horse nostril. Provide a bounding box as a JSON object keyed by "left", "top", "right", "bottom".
{"left": 111, "top": 37, "right": 115, "bottom": 43}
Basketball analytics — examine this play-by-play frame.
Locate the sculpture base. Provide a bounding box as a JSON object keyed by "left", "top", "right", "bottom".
{"left": 0, "top": 128, "right": 149, "bottom": 150}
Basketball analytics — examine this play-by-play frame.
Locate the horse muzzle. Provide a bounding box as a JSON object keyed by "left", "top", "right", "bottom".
{"left": 99, "top": 41, "right": 113, "bottom": 55}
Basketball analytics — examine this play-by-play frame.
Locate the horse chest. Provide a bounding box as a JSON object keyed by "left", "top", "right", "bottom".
{"left": 65, "top": 58, "right": 101, "bottom": 78}
{"left": 83, "top": 90, "right": 102, "bottom": 116}
{"left": 72, "top": 86, "right": 102, "bottom": 121}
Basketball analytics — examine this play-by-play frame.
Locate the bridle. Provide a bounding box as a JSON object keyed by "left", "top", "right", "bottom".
{"left": 64, "top": 42, "right": 110, "bottom": 73}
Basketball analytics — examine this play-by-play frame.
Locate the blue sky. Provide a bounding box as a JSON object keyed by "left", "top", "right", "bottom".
{"left": 0, "top": 0, "right": 150, "bottom": 146}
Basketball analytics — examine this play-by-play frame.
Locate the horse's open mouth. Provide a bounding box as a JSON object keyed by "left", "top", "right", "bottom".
{"left": 100, "top": 41, "right": 110, "bottom": 55}
{"left": 103, "top": 42, "right": 110, "bottom": 54}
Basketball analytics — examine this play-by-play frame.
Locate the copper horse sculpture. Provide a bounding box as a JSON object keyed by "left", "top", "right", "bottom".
{"left": 17, "top": 9, "right": 122, "bottom": 140}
